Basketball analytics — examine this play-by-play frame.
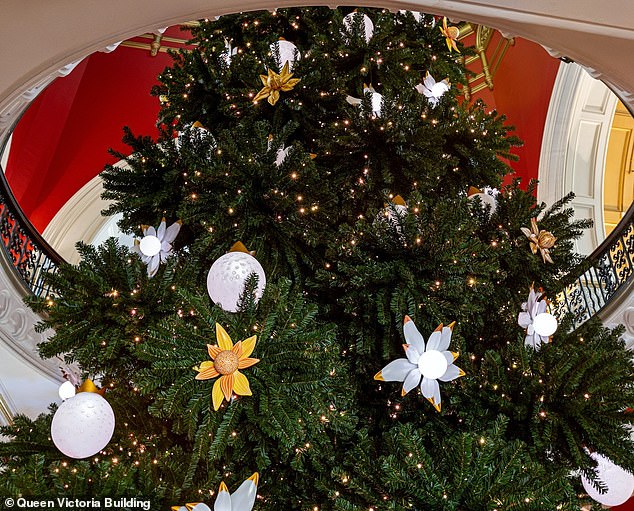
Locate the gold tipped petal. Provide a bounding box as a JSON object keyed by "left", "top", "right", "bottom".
{"left": 448, "top": 321, "right": 456, "bottom": 331}
{"left": 404, "top": 315, "right": 412, "bottom": 324}
{"left": 374, "top": 370, "right": 384, "bottom": 381}
{"left": 248, "top": 472, "right": 259, "bottom": 485}
{"left": 458, "top": 367, "right": 465, "bottom": 377}
{"left": 401, "top": 387, "right": 407, "bottom": 397}
{"left": 219, "top": 481, "right": 229, "bottom": 493}
{"left": 451, "top": 351, "right": 460, "bottom": 361}
{"left": 434, "top": 323, "right": 444, "bottom": 332}
{"left": 467, "top": 186, "right": 481, "bottom": 196}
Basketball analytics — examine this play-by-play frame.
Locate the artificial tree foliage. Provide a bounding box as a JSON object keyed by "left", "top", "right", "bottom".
{"left": 2, "top": 8, "right": 633, "bottom": 511}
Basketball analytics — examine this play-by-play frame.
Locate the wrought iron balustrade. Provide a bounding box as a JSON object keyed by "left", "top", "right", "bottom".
{"left": 0, "top": 168, "right": 63, "bottom": 298}
{"left": 552, "top": 205, "right": 634, "bottom": 329}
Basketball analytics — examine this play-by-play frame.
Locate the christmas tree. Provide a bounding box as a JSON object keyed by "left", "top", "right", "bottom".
{"left": 2, "top": 8, "right": 633, "bottom": 510}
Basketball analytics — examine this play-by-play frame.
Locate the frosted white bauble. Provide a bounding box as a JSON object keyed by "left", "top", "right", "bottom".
{"left": 207, "top": 252, "right": 266, "bottom": 313}
{"left": 342, "top": 12, "right": 374, "bottom": 43}
{"left": 58, "top": 381, "right": 76, "bottom": 401}
{"left": 418, "top": 350, "right": 448, "bottom": 380}
{"left": 468, "top": 191, "right": 497, "bottom": 215}
{"left": 533, "top": 312, "right": 558, "bottom": 337}
{"left": 139, "top": 235, "right": 162, "bottom": 257}
{"left": 270, "top": 40, "right": 300, "bottom": 71}
{"left": 51, "top": 392, "right": 115, "bottom": 459}
{"left": 582, "top": 452, "right": 634, "bottom": 507}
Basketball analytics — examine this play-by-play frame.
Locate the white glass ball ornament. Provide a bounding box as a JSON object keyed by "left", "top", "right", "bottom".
{"left": 418, "top": 350, "right": 448, "bottom": 380}
{"left": 342, "top": 12, "right": 374, "bottom": 43}
{"left": 58, "top": 381, "right": 76, "bottom": 401}
{"left": 207, "top": 252, "right": 266, "bottom": 313}
{"left": 139, "top": 235, "right": 162, "bottom": 257}
{"left": 582, "top": 452, "right": 634, "bottom": 507}
{"left": 51, "top": 392, "right": 115, "bottom": 459}
{"left": 270, "top": 39, "right": 300, "bottom": 71}
{"left": 532, "top": 312, "right": 558, "bottom": 337}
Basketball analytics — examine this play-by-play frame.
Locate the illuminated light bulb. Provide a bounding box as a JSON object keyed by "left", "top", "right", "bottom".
{"left": 532, "top": 313, "right": 558, "bottom": 337}
{"left": 139, "top": 235, "right": 162, "bottom": 257}
{"left": 418, "top": 350, "right": 448, "bottom": 380}
{"left": 58, "top": 381, "right": 76, "bottom": 401}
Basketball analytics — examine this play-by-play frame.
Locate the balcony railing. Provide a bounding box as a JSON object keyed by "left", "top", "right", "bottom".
{"left": 0, "top": 167, "right": 63, "bottom": 298}
{"left": 552, "top": 204, "right": 634, "bottom": 329}
{"left": 0, "top": 138, "right": 633, "bottom": 322}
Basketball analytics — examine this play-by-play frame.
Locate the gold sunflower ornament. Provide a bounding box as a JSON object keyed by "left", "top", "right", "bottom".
{"left": 194, "top": 323, "right": 260, "bottom": 411}
{"left": 521, "top": 217, "right": 556, "bottom": 263}
{"left": 254, "top": 62, "right": 301, "bottom": 106}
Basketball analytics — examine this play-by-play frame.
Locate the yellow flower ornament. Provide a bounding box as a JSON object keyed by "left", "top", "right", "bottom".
{"left": 194, "top": 323, "right": 260, "bottom": 410}
{"left": 254, "top": 61, "right": 301, "bottom": 106}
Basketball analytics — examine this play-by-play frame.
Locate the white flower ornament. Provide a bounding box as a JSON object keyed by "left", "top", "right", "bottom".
{"left": 171, "top": 473, "right": 258, "bottom": 511}
{"left": 375, "top": 316, "right": 464, "bottom": 412}
{"left": 133, "top": 218, "right": 181, "bottom": 278}
{"left": 415, "top": 72, "right": 450, "bottom": 108}
{"left": 517, "top": 286, "right": 557, "bottom": 350}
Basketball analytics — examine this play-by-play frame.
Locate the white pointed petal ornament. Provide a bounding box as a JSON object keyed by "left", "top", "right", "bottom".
{"left": 135, "top": 219, "right": 181, "bottom": 278}
{"left": 416, "top": 72, "right": 450, "bottom": 107}
{"left": 374, "top": 358, "right": 416, "bottom": 382}
{"left": 346, "top": 84, "right": 383, "bottom": 117}
{"left": 403, "top": 312, "right": 425, "bottom": 352}
{"left": 230, "top": 473, "right": 259, "bottom": 510}
{"left": 517, "top": 285, "right": 557, "bottom": 350}
{"left": 375, "top": 317, "right": 464, "bottom": 412}
{"left": 402, "top": 368, "right": 422, "bottom": 395}
{"left": 213, "top": 484, "right": 232, "bottom": 511}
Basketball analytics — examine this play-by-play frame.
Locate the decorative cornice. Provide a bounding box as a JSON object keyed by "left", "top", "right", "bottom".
{"left": 0, "top": 244, "right": 61, "bottom": 383}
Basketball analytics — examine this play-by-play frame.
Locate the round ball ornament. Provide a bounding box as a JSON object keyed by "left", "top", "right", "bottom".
{"left": 270, "top": 39, "right": 300, "bottom": 71}
{"left": 532, "top": 312, "right": 558, "bottom": 337}
{"left": 342, "top": 12, "right": 374, "bottom": 43}
{"left": 207, "top": 247, "right": 266, "bottom": 313}
{"left": 51, "top": 392, "right": 115, "bottom": 459}
{"left": 139, "top": 235, "right": 162, "bottom": 257}
{"left": 581, "top": 452, "right": 634, "bottom": 507}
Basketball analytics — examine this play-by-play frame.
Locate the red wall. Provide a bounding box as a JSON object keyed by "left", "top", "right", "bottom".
{"left": 5, "top": 45, "right": 174, "bottom": 231}
{"left": 5, "top": 33, "right": 558, "bottom": 233}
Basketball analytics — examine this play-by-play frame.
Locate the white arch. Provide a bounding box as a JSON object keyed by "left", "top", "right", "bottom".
{"left": 538, "top": 62, "right": 618, "bottom": 255}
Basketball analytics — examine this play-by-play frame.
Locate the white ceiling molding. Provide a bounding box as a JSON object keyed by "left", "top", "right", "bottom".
{"left": 0, "top": 0, "right": 634, "bottom": 131}
{"left": 538, "top": 62, "right": 617, "bottom": 255}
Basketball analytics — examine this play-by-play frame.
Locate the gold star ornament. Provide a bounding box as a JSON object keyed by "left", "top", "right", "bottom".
{"left": 521, "top": 217, "right": 557, "bottom": 263}
{"left": 194, "top": 323, "right": 260, "bottom": 410}
{"left": 254, "top": 62, "right": 301, "bottom": 106}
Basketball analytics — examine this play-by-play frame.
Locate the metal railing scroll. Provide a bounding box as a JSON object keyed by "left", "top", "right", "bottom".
{"left": 552, "top": 205, "right": 634, "bottom": 329}
{"left": 0, "top": 168, "right": 63, "bottom": 298}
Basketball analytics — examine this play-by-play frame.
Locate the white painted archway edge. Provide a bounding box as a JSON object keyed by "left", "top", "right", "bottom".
{"left": 538, "top": 62, "right": 617, "bottom": 255}
{"left": 1, "top": 0, "right": 634, "bottom": 138}
{"left": 42, "top": 161, "right": 133, "bottom": 266}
